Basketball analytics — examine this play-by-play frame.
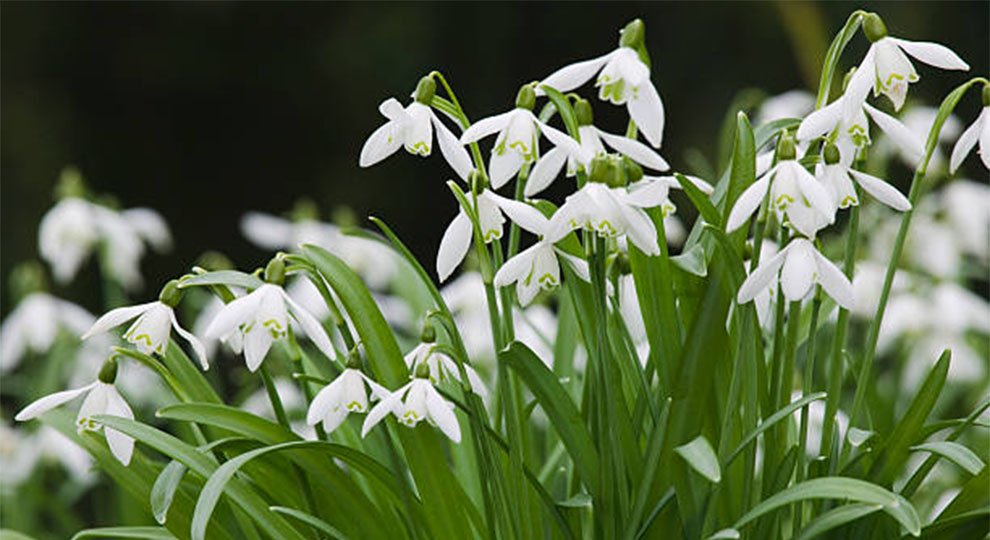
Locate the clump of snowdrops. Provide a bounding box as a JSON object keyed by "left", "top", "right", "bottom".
{"left": 3, "top": 11, "right": 989, "bottom": 540}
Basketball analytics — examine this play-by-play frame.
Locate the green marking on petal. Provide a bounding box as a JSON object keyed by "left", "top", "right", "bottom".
{"left": 774, "top": 194, "right": 795, "bottom": 209}
{"left": 128, "top": 333, "right": 154, "bottom": 348}
{"left": 346, "top": 401, "right": 364, "bottom": 412}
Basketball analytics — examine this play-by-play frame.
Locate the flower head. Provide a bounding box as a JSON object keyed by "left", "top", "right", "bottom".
{"left": 436, "top": 189, "right": 507, "bottom": 282}
{"left": 306, "top": 367, "right": 387, "bottom": 433}
{"left": 404, "top": 342, "right": 488, "bottom": 399}
{"left": 361, "top": 376, "right": 461, "bottom": 443}
{"left": 949, "top": 95, "right": 989, "bottom": 173}
{"left": 737, "top": 238, "right": 854, "bottom": 309}
{"left": 815, "top": 145, "right": 911, "bottom": 212}
{"left": 1, "top": 292, "right": 94, "bottom": 373}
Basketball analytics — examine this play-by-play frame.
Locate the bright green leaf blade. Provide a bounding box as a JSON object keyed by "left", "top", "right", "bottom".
{"left": 675, "top": 435, "right": 721, "bottom": 483}
{"left": 911, "top": 441, "right": 985, "bottom": 476}
{"left": 675, "top": 172, "right": 721, "bottom": 227}
{"left": 815, "top": 10, "right": 866, "bottom": 108}
{"left": 178, "top": 270, "right": 263, "bottom": 291}
{"left": 540, "top": 86, "right": 580, "bottom": 140}
{"left": 724, "top": 392, "right": 827, "bottom": 466}
{"left": 792, "top": 503, "right": 883, "bottom": 540}
{"left": 151, "top": 460, "right": 188, "bottom": 524}
{"left": 71, "top": 527, "right": 177, "bottom": 540}
{"left": 269, "top": 507, "right": 351, "bottom": 540}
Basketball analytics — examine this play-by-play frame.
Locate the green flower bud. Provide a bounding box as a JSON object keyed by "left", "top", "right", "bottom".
{"left": 346, "top": 349, "right": 362, "bottom": 370}
{"left": 420, "top": 323, "right": 436, "bottom": 344}
{"left": 10, "top": 261, "right": 47, "bottom": 302}
{"left": 823, "top": 143, "right": 841, "bottom": 165}
{"left": 619, "top": 19, "right": 645, "bottom": 49}
{"left": 574, "top": 98, "right": 594, "bottom": 126}
{"left": 291, "top": 198, "right": 319, "bottom": 222}
{"left": 415, "top": 362, "right": 430, "bottom": 379}
{"left": 98, "top": 356, "right": 119, "bottom": 384}
{"left": 615, "top": 253, "right": 631, "bottom": 275}
{"left": 158, "top": 279, "right": 183, "bottom": 308}
{"left": 863, "top": 13, "right": 888, "bottom": 43}
{"left": 983, "top": 83, "right": 990, "bottom": 107}
{"left": 264, "top": 257, "right": 286, "bottom": 286}
{"left": 515, "top": 84, "right": 536, "bottom": 111}
{"left": 55, "top": 166, "right": 86, "bottom": 200}
{"left": 589, "top": 155, "right": 622, "bottom": 186}
{"left": 622, "top": 156, "right": 644, "bottom": 184}
{"left": 777, "top": 134, "right": 797, "bottom": 161}
{"left": 413, "top": 76, "right": 436, "bottom": 105}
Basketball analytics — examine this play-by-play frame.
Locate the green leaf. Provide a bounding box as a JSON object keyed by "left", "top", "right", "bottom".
{"left": 724, "top": 112, "right": 755, "bottom": 227}
{"left": 674, "top": 435, "right": 721, "bottom": 483}
{"left": 910, "top": 442, "right": 985, "bottom": 475}
{"left": 71, "top": 527, "right": 177, "bottom": 540}
{"left": 792, "top": 503, "right": 883, "bottom": 540}
{"left": 178, "top": 270, "right": 263, "bottom": 291}
{"left": 675, "top": 172, "right": 721, "bottom": 227}
{"left": 1, "top": 530, "right": 40, "bottom": 540}
{"left": 733, "top": 477, "right": 921, "bottom": 536}
{"left": 724, "top": 392, "right": 827, "bottom": 466}
{"left": 269, "top": 507, "right": 350, "bottom": 540}
{"left": 539, "top": 85, "right": 580, "bottom": 140}
{"left": 671, "top": 243, "right": 707, "bottom": 277}
{"left": 151, "top": 460, "right": 188, "bottom": 524}
{"left": 707, "top": 529, "right": 740, "bottom": 540}
{"left": 501, "top": 341, "right": 600, "bottom": 497}
{"left": 815, "top": 10, "right": 866, "bottom": 108}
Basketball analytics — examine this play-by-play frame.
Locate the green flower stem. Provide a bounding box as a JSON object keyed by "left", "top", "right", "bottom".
{"left": 259, "top": 362, "right": 291, "bottom": 430}
{"left": 507, "top": 163, "right": 530, "bottom": 260}
{"left": 793, "top": 289, "right": 822, "bottom": 535}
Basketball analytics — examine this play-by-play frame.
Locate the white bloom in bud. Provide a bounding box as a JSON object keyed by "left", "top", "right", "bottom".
{"left": 16, "top": 381, "right": 135, "bottom": 466}
{"left": 727, "top": 161, "right": 836, "bottom": 238}
{"left": 361, "top": 378, "right": 461, "bottom": 443}
{"left": 538, "top": 47, "right": 665, "bottom": 147}
{"left": 436, "top": 190, "right": 507, "bottom": 282}
{"left": 1, "top": 293, "right": 94, "bottom": 373}
{"left": 460, "top": 108, "right": 582, "bottom": 189}
{"left": 950, "top": 105, "right": 990, "bottom": 173}
{"left": 83, "top": 301, "right": 209, "bottom": 369}
{"left": 815, "top": 162, "right": 911, "bottom": 212}
{"left": 205, "top": 283, "right": 335, "bottom": 371}
{"left": 737, "top": 238, "right": 853, "bottom": 309}
{"left": 359, "top": 98, "right": 473, "bottom": 181}
{"left": 306, "top": 368, "right": 388, "bottom": 433}
{"left": 404, "top": 343, "right": 488, "bottom": 399}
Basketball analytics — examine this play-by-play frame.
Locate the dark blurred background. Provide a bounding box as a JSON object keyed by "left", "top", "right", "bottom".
{"left": 3, "top": 1, "right": 988, "bottom": 314}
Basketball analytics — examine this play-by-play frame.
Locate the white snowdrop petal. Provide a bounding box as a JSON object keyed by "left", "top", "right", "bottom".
{"left": 891, "top": 38, "right": 970, "bottom": 71}
{"left": 526, "top": 147, "right": 568, "bottom": 197}
{"left": 240, "top": 212, "right": 295, "bottom": 250}
{"left": 306, "top": 381, "right": 339, "bottom": 426}
{"left": 980, "top": 110, "right": 990, "bottom": 169}
{"left": 555, "top": 249, "right": 591, "bottom": 282}
{"left": 282, "top": 290, "right": 336, "bottom": 361}
{"left": 204, "top": 293, "right": 262, "bottom": 340}
{"left": 15, "top": 384, "right": 95, "bottom": 421}
{"left": 362, "top": 387, "right": 406, "bottom": 437}
{"left": 843, "top": 46, "right": 877, "bottom": 122}
{"left": 243, "top": 326, "right": 274, "bottom": 372}
{"left": 378, "top": 97, "right": 406, "bottom": 121}
{"left": 737, "top": 243, "right": 791, "bottom": 304}
{"left": 431, "top": 112, "right": 473, "bottom": 181}
{"left": 596, "top": 129, "right": 669, "bottom": 171}
{"left": 780, "top": 241, "right": 816, "bottom": 302}
{"left": 426, "top": 387, "right": 461, "bottom": 443}
{"left": 436, "top": 212, "right": 474, "bottom": 282}
{"left": 460, "top": 111, "right": 513, "bottom": 144}
{"left": 488, "top": 192, "right": 549, "bottom": 235}
{"left": 628, "top": 81, "right": 665, "bottom": 148}
{"left": 538, "top": 52, "right": 614, "bottom": 95}
{"left": 82, "top": 302, "right": 157, "bottom": 340}
{"left": 489, "top": 148, "right": 526, "bottom": 189}
{"left": 848, "top": 170, "right": 911, "bottom": 211}
{"left": 494, "top": 243, "right": 540, "bottom": 288}
{"left": 169, "top": 310, "right": 209, "bottom": 370}
{"left": 796, "top": 99, "right": 843, "bottom": 142}
{"left": 949, "top": 111, "right": 983, "bottom": 173}
{"left": 811, "top": 248, "right": 855, "bottom": 310}
{"left": 863, "top": 104, "right": 925, "bottom": 165}
{"left": 359, "top": 120, "right": 404, "bottom": 168}
{"left": 726, "top": 173, "right": 772, "bottom": 232}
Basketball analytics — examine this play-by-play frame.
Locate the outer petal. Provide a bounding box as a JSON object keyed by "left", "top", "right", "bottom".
{"left": 596, "top": 129, "right": 670, "bottom": 170}
{"left": 489, "top": 148, "right": 525, "bottom": 189}
{"left": 726, "top": 171, "right": 772, "bottom": 232}
{"left": 121, "top": 208, "right": 172, "bottom": 252}
{"left": 359, "top": 120, "right": 404, "bottom": 167}
{"left": 526, "top": 147, "right": 568, "bottom": 197}
{"left": 243, "top": 326, "right": 274, "bottom": 372}
{"left": 864, "top": 104, "right": 924, "bottom": 165}
{"left": 811, "top": 248, "right": 855, "bottom": 310}
{"left": 779, "top": 240, "right": 816, "bottom": 302}
{"left": 464, "top": 365, "right": 489, "bottom": 399}
{"left": 281, "top": 290, "right": 335, "bottom": 361}
{"left": 494, "top": 245, "right": 538, "bottom": 288}
{"left": 425, "top": 387, "right": 461, "bottom": 443}
{"left": 516, "top": 277, "right": 541, "bottom": 306}
{"left": 15, "top": 383, "right": 95, "bottom": 421}
{"left": 459, "top": 111, "right": 513, "bottom": 144}
{"left": 737, "top": 242, "right": 792, "bottom": 304}
{"left": 796, "top": 99, "right": 843, "bottom": 141}
{"left": 81, "top": 302, "right": 156, "bottom": 340}
{"left": 361, "top": 385, "right": 408, "bottom": 437}
{"left": 620, "top": 206, "right": 660, "bottom": 255}
{"left": 378, "top": 97, "right": 406, "bottom": 121}
{"left": 436, "top": 211, "right": 473, "bottom": 282}
{"left": 891, "top": 38, "right": 970, "bottom": 71}
{"left": 487, "top": 192, "right": 549, "bottom": 235}
{"left": 169, "top": 311, "right": 209, "bottom": 369}
{"left": 843, "top": 46, "right": 878, "bottom": 122}
{"left": 102, "top": 385, "right": 135, "bottom": 466}
{"left": 240, "top": 212, "right": 295, "bottom": 250}
{"left": 537, "top": 52, "right": 614, "bottom": 94}
{"left": 791, "top": 162, "right": 836, "bottom": 221}
{"left": 431, "top": 112, "right": 473, "bottom": 181}
{"left": 204, "top": 292, "right": 261, "bottom": 340}
{"left": 949, "top": 111, "right": 983, "bottom": 173}
{"left": 306, "top": 378, "right": 340, "bottom": 426}
{"left": 980, "top": 109, "right": 990, "bottom": 169}
{"left": 555, "top": 249, "right": 591, "bottom": 282}
{"left": 628, "top": 81, "right": 665, "bottom": 148}
{"left": 848, "top": 170, "right": 911, "bottom": 211}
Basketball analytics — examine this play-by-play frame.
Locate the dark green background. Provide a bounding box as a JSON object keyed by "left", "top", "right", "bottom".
{"left": 3, "top": 1, "right": 988, "bottom": 313}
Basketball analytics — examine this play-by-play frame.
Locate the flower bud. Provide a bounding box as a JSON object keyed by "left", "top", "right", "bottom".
{"left": 983, "top": 83, "right": 990, "bottom": 107}
{"left": 10, "top": 261, "right": 47, "bottom": 301}
{"left": 346, "top": 349, "right": 362, "bottom": 370}
{"left": 777, "top": 134, "right": 797, "bottom": 161}
{"left": 574, "top": 98, "right": 594, "bottom": 126}
{"left": 823, "top": 143, "right": 841, "bottom": 165}
{"left": 413, "top": 76, "right": 436, "bottom": 105}
{"left": 515, "top": 84, "right": 536, "bottom": 111}
{"left": 55, "top": 166, "right": 86, "bottom": 200}
{"left": 291, "top": 198, "right": 319, "bottom": 222}
{"left": 98, "top": 356, "right": 119, "bottom": 384}
{"left": 589, "top": 155, "right": 624, "bottom": 187}
{"left": 420, "top": 322, "right": 437, "bottom": 344}
{"left": 622, "top": 156, "right": 644, "bottom": 184}
{"left": 863, "top": 13, "right": 888, "bottom": 43}
{"left": 158, "top": 279, "right": 184, "bottom": 308}
{"left": 415, "top": 362, "right": 431, "bottom": 379}
{"left": 264, "top": 257, "right": 286, "bottom": 286}
{"left": 619, "top": 19, "right": 645, "bottom": 49}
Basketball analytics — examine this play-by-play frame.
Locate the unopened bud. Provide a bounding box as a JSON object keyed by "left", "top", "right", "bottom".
{"left": 622, "top": 156, "right": 644, "bottom": 184}
{"left": 158, "top": 280, "right": 183, "bottom": 308}
{"left": 589, "top": 155, "right": 624, "bottom": 187}
{"left": 777, "top": 134, "right": 797, "bottom": 161}
{"left": 55, "top": 166, "right": 86, "bottom": 200}
{"left": 413, "top": 76, "right": 436, "bottom": 105}
{"left": 346, "top": 349, "right": 362, "bottom": 370}
{"left": 823, "top": 143, "right": 841, "bottom": 165}
{"left": 863, "top": 13, "right": 888, "bottom": 43}
{"left": 515, "top": 84, "right": 536, "bottom": 111}
{"left": 420, "top": 323, "right": 437, "bottom": 344}
{"left": 619, "top": 19, "right": 645, "bottom": 49}
{"left": 574, "top": 99, "right": 594, "bottom": 126}
{"left": 468, "top": 169, "right": 488, "bottom": 192}
{"left": 98, "top": 356, "right": 119, "bottom": 384}
{"left": 264, "top": 257, "right": 286, "bottom": 286}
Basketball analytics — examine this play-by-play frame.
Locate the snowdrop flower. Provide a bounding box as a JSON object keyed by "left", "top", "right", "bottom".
{"left": 436, "top": 188, "right": 506, "bottom": 282}
{"left": 460, "top": 85, "right": 582, "bottom": 189}
{"left": 941, "top": 180, "right": 990, "bottom": 262}
{"left": 1, "top": 291, "right": 94, "bottom": 373}
{"left": 538, "top": 19, "right": 665, "bottom": 148}
{"left": 816, "top": 143, "right": 911, "bottom": 211}
{"left": 361, "top": 368, "right": 461, "bottom": 443}
{"left": 38, "top": 197, "right": 101, "bottom": 284}
{"left": 727, "top": 137, "right": 836, "bottom": 238}
{"left": 306, "top": 352, "right": 387, "bottom": 433}
{"left": 15, "top": 357, "right": 135, "bottom": 466}
{"left": 359, "top": 76, "right": 473, "bottom": 181}
{"left": 205, "top": 259, "right": 335, "bottom": 371}
{"left": 527, "top": 98, "right": 668, "bottom": 197}
{"left": 844, "top": 12, "right": 968, "bottom": 116}
{"left": 950, "top": 85, "right": 990, "bottom": 173}
{"left": 404, "top": 325, "right": 488, "bottom": 398}
{"left": 493, "top": 197, "right": 590, "bottom": 305}
{"left": 755, "top": 90, "right": 815, "bottom": 126}
{"left": 82, "top": 280, "right": 209, "bottom": 369}
{"left": 737, "top": 238, "right": 854, "bottom": 309}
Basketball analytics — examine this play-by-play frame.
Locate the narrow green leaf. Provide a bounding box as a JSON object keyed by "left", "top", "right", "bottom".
{"left": 815, "top": 10, "right": 866, "bottom": 108}
{"left": 178, "top": 270, "right": 263, "bottom": 291}
{"left": 724, "top": 112, "right": 755, "bottom": 228}
{"left": 670, "top": 243, "right": 707, "bottom": 277}
{"left": 540, "top": 85, "right": 580, "bottom": 140}
{"left": 792, "top": 503, "right": 883, "bottom": 540}
{"left": 707, "top": 529, "right": 740, "bottom": 540}
{"left": 724, "top": 392, "right": 827, "bottom": 466}
{"left": 269, "top": 507, "right": 350, "bottom": 540}
{"left": 71, "top": 527, "right": 177, "bottom": 540}
{"left": 910, "top": 442, "right": 985, "bottom": 476}
{"left": 152, "top": 460, "right": 188, "bottom": 524}
{"left": 675, "top": 172, "right": 721, "bottom": 227}
{"left": 675, "top": 435, "right": 721, "bottom": 483}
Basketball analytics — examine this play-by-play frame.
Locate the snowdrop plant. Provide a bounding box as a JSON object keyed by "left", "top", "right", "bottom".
{"left": 5, "top": 12, "right": 989, "bottom": 540}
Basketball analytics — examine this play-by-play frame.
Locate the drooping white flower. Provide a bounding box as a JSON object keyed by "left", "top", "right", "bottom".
{"left": 0, "top": 293, "right": 94, "bottom": 373}
{"left": 436, "top": 189, "right": 507, "bottom": 282}
{"left": 726, "top": 159, "right": 836, "bottom": 238}
{"left": 950, "top": 103, "right": 990, "bottom": 173}
{"left": 844, "top": 14, "right": 968, "bottom": 116}
{"left": 941, "top": 180, "right": 990, "bottom": 262}
{"left": 204, "top": 283, "right": 335, "bottom": 371}
{"left": 755, "top": 90, "right": 815, "bottom": 126}
{"left": 361, "top": 377, "right": 461, "bottom": 443}
{"left": 16, "top": 378, "right": 135, "bottom": 466}
{"left": 815, "top": 147, "right": 911, "bottom": 212}
{"left": 404, "top": 342, "right": 488, "bottom": 399}
{"left": 737, "top": 238, "right": 853, "bottom": 309}
{"left": 306, "top": 368, "right": 387, "bottom": 433}
{"left": 82, "top": 298, "right": 208, "bottom": 369}
{"left": 359, "top": 88, "right": 473, "bottom": 181}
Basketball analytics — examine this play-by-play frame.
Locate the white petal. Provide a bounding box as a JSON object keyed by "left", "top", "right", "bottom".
{"left": 489, "top": 148, "right": 525, "bottom": 189}
{"left": 460, "top": 111, "right": 513, "bottom": 144}
{"left": 843, "top": 46, "right": 877, "bottom": 122}
{"left": 431, "top": 112, "right": 473, "bottom": 181}
{"left": 204, "top": 292, "right": 262, "bottom": 340}
{"left": 378, "top": 97, "right": 406, "bottom": 121}
{"left": 726, "top": 172, "right": 772, "bottom": 232}
{"left": 121, "top": 208, "right": 172, "bottom": 253}
{"left": 81, "top": 302, "right": 156, "bottom": 340}
{"left": 596, "top": 129, "right": 669, "bottom": 170}
{"left": 103, "top": 386, "right": 135, "bottom": 465}
{"left": 737, "top": 243, "right": 792, "bottom": 304}
{"left": 864, "top": 104, "right": 924, "bottom": 165}
{"left": 494, "top": 245, "right": 538, "bottom": 288}
{"left": 436, "top": 211, "right": 473, "bottom": 282}
{"left": 168, "top": 310, "right": 209, "bottom": 370}
{"left": 359, "top": 120, "right": 404, "bottom": 167}
{"left": 361, "top": 386, "right": 407, "bottom": 437}
{"left": 243, "top": 326, "right": 274, "bottom": 372}
{"left": 796, "top": 99, "right": 843, "bottom": 141}
{"left": 517, "top": 277, "right": 541, "bottom": 306}
{"left": 281, "top": 290, "right": 336, "bottom": 361}
{"left": 555, "top": 249, "right": 591, "bottom": 282}
{"left": 628, "top": 81, "right": 664, "bottom": 148}
{"left": 487, "top": 192, "right": 549, "bottom": 235}
{"left": 526, "top": 146, "right": 568, "bottom": 197}
{"left": 791, "top": 162, "right": 835, "bottom": 221}
{"left": 15, "top": 383, "right": 95, "bottom": 421}
{"left": 307, "top": 380, "right": 339, "bottom": 426}
{"left": 240, "top": 212, "right": 295, "bottom": 250}
{"left": 980, "top": 110, "right": 990, "bottom": 169}
{"left": 426, "top": 386, "right": 460, "bottom": 443}
{"left": 538, "top": 52, "right": 613, "bottom": 94}
{"left": 464, "top": 365, "right": 489, "bottom": 399}
{"left": 848, "top": 170, "right": 911, "bottom": 211}
{"left": 949, "top": 111, "right": 983, "bottom": 173}
{"left": 321, "top": 408, "right": 350, "bottom": 434}
{"left": 536, "top": 118, "right": 581, "bottom": 156}
{"left": 780, "top": 240, "right": 816, "bottom": 302}
{"left": 811, "top": 248, "right": 855, "bottom": 310}
{"left": 891, "top": 38, "right": 970, "bottom": 71}
{"left": 621, "top": 205, "right": 660, "bottom": 255}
